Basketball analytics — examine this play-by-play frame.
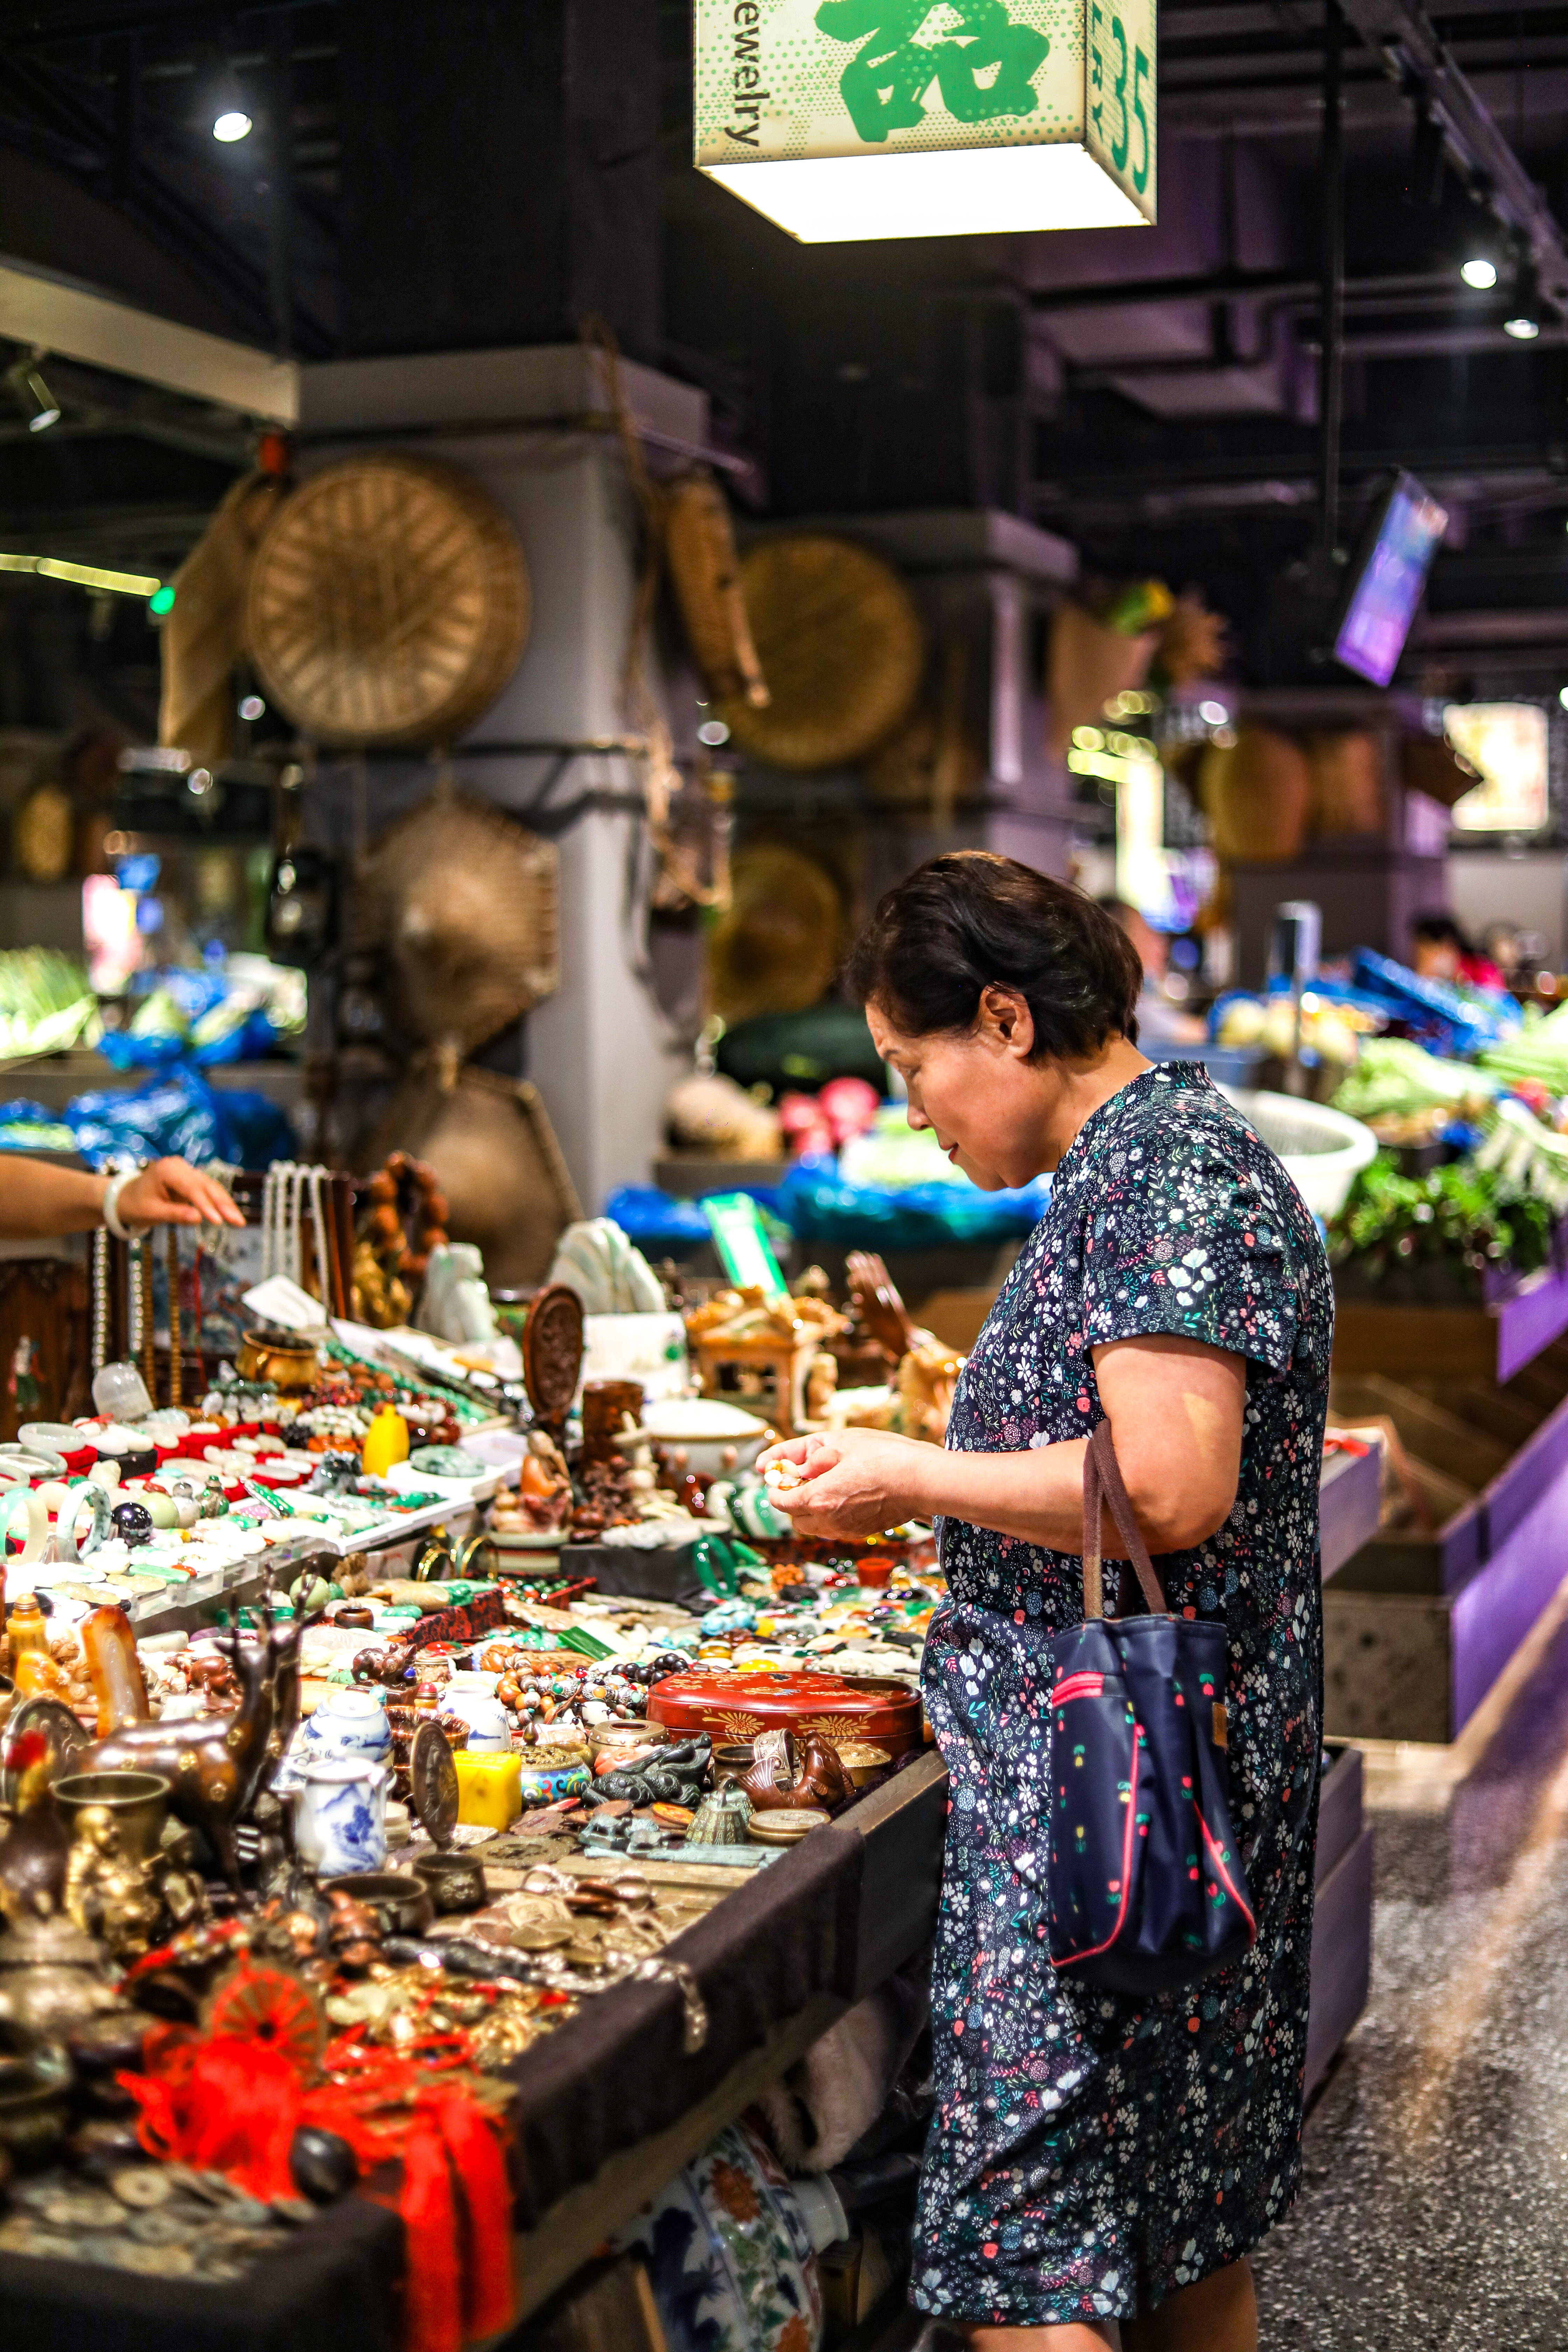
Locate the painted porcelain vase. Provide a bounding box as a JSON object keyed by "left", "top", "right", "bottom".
{"left": 294, "top": 1757, "right": 388, "bottom": 1877}
{"left": 614, "top": 2118, "right": 822, "bottom": 2352}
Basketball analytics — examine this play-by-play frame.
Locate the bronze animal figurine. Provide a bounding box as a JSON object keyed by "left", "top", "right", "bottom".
{"left": 741, "top": 1726, "right": 850, "bottom": 1813}
{"left": 78, "top": 1597, "right": 317, "bottom": 1888}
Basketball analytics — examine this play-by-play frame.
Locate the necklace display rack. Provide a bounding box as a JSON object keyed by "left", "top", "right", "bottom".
{"left": 91, "top": 1165, "right": 357, "bottom": 1408}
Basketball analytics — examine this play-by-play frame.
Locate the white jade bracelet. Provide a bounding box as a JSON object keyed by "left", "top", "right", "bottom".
{"left": 101, "top": 1169, "right": 148, "bottom": 1241}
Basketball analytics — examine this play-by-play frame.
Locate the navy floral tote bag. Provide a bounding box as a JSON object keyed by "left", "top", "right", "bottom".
{"left": 1046, "top": 1420, "right": 1255, "bottom": 1995}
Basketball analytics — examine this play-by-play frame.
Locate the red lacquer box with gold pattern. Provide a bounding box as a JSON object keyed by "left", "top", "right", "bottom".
{"left": 646, "top": 1670, "right": 924, "bottom": 1758}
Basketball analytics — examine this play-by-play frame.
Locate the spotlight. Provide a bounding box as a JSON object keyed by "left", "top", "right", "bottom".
{"left": 1505, "top": 253, "right": 1542, "bottom": 339}
{"left": 6, "top": 350, "right": 60, "bottom": 432}
{"left": 1461, "top": 255, "right": 1498, "bottom": 290}
{"left": 210, "top": 58, "right": 252, "bottom": 142}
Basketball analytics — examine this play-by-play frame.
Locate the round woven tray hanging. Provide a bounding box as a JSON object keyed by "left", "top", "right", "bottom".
{"left": 662, "top": 469, "right": 769, "bottom": 709}
{"left": 246, "top": 453, "right": 530, "bottom": 748}
{"left": 707, "top": 841, "right": 843, "bottom": 1026}
{"left": 354, "top": 786, "right": 559, "bottom": 1054}
{"left": 718, "top": 534, "right": 924, "bottom": 771}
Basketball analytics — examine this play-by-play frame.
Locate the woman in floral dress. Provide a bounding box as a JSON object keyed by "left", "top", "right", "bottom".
{"left": 763, "top": 853, "right": 1332, "bottom": 2352}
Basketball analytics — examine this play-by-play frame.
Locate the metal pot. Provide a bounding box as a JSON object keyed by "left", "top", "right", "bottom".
{"left": 54, "top": 1770, "right": 172, "bottom": 1863}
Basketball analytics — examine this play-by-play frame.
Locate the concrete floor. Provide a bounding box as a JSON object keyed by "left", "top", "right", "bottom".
{"left": 1253, "top": 1601, "right": 1568, "bottom": 2351}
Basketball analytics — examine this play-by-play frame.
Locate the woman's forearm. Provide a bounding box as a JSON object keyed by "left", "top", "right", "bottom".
{"left": 0, "top": 1156, "right": 108, "bottom": 1237}
{"left": 907, "top": 1436, "right": 1092, "bottom": 1550}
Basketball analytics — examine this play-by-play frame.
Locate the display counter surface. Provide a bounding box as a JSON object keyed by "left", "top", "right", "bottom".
{"left": 1, "top": 1729, "right": 1370, "bottom": 2349}
{"left": 1, "top": 1449, "right": 1378, "bottom": 2349}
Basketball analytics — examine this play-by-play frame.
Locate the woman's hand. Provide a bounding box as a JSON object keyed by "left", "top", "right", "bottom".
{"left": 756, "top": 1427, "right": 937, "bottom": 1539}
{"left": 116, "top": 1157, "right": 245, "bottom": 1229}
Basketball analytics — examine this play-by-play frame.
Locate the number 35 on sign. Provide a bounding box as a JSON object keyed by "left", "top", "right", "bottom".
{"left": 1087, "top": 0, "right": 1156, "bottom": 215}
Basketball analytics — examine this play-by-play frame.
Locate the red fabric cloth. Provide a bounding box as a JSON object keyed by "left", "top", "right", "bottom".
{"left": 119, "top": 2021, "right": 515, "bottom": 2352}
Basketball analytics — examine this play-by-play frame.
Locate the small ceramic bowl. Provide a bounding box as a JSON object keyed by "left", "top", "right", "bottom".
{"left": 53, "top": 1769, "right": 171, "bottom": 1862}
{"left": 329, "top": 1871, "right": 435, "bottom": 1935}
{"left": 411, "top": 1849, "right": 488, "bottom": 1913}
{"left": 517, "top": 1757, "right": 591, "bottom": 1807}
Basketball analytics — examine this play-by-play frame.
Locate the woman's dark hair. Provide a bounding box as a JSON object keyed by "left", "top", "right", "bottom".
{"left": 844, "top": 851, "right": 1143, "bottom": 1056}
{"left": 1413, "top": 912, "right": 1471, "bottom": 954}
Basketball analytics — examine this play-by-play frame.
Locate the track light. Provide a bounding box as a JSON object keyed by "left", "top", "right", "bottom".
{"left": 1461, "top": 254, "right": 1498, "bottom": 290}
{"left": 1505, "top": 254, "right": 1542, "bottom": 339}
{"left": 1408, "top": 98, "right": 1445, "bottom": 210}
{"left": 5, "top": 350, "right": 59, "bottom": 432}
{"left": 210, "top": 58, "right": 252, "bottom": 142}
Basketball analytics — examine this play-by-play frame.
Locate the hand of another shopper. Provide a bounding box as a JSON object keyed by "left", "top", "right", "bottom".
{"left": 115, "top": 1157, "right": 245, "bottom": 1229}
{"left": 756, "top": 1427, "right": 934, "bottom": 1538}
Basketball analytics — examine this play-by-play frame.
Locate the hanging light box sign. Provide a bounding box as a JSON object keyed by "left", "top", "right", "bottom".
{"left": 694, "top": 0, "right": 1155, "bottom": 243}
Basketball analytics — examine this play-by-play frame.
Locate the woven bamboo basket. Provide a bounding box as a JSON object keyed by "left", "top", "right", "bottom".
{"left": 1199, "top": 727, "right": 1310, "bottom": 862}
{"left": 718, "top": 534, "right": 924, "bottom": 771}
{"left": 707, "top": 841, "right": 843, "bottom": 1025}
{"left": 354, "top": 786, "right": 558, "bottom": 1054}
{"left": 662, "top": 469, "right": 769, "bottom": 709}
{"left": 360, "top": 1067, "right": 579, "bottom": 1293}
{"left": 246, "top": 454, "right": 530, "bottom": 748}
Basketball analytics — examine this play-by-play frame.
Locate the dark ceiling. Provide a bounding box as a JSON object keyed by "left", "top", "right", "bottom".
{"left": 1, "top": 0, "right": 1567, "bottom": 692}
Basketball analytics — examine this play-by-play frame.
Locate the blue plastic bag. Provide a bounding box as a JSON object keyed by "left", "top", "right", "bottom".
{"left": 65, "top": 1066, "right": 294, "bottom": 1171}
{"left": 773, "top": 1153, "right": 1050, "bottom": 1247}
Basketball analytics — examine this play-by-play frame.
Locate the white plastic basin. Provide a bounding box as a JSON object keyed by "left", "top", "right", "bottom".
{"left": 1219, "top": 1086, "right": 1379, "bottom": 1222}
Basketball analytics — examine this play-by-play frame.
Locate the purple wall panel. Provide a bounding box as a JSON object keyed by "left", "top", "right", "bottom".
{"left": 1451, "top": 1462, "right": 1568, "bottom": 1729}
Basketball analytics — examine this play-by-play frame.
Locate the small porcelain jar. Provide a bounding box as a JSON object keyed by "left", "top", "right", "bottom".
{"left": 305, "top": 1687, "right": 391, "bottom": 1762}
{"left": 442, "top": 1672, "right": 509, "bottom": 1752}
{"left": 293, "top": 1758, "right": 388, "bottom": 1877}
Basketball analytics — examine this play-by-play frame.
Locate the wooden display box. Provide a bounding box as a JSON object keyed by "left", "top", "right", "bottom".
{"left": 1325, "top": 1301, "right": 1568, "bottom": 1743}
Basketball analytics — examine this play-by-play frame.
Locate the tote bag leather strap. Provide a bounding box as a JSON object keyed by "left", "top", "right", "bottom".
{"left": 1082, "top": 1418, "right": 1169, "bottom": 1620}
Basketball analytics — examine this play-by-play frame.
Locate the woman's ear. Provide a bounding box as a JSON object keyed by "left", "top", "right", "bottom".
{"left": 976, "top": 985, "right": 1036, "bottom": 1060}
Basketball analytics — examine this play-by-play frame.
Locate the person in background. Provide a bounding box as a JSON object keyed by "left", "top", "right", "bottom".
{"left": 1098, "top": 895, "right": 1207, "bottom": 1046}
{"left": 1410, "top": 912, "right": 1506, "bottom": 992}
{"left": 0, "top": 1156, "right": 243, "bottom": 1242}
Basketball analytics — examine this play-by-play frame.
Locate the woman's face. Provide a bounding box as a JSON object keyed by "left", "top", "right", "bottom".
{"left": 868, "top": 992, "right": 1051, "bottom": 1191}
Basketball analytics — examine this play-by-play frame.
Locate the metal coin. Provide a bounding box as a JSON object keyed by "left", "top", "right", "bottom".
{"left": 509, "top": 1925, "right": 568, "bottom": 1952}
{"left": 74, "top": 2234, "right": 131, "bottom": 2266}
{"left": 111, "top": 2164, "right": 175, "bottom": 2208}
{"left": 224, "top": 2195, "right": 275, "bottom": 2229}
{"left": 164, "top": 2166, "right": 232, "bottom": 2207}
{"left": 114, "top": 2239, "right": 198, "bottom": 2276}
{"left": 36, "top": 2188, "right": 126, "bottom": 2231}
{"left": 127, "top": 2207, "right": 200, "bottom": 2245}
{"left": 0, "top": 2215, "right": 73, "bottom": 2255}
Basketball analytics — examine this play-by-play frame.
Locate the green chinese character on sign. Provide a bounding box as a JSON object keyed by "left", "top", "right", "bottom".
{"left": 816, "top": 0, "right": 1050, "bottom": 144}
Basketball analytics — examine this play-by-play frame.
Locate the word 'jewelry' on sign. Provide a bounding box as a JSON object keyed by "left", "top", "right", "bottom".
{"left": 694, "top": 0, "right": 1156, "bottom": 242}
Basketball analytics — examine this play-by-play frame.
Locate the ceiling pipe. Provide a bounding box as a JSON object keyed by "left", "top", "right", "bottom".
{"left": 1026, "top": 268, "right": 1457, "bottom": 314}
